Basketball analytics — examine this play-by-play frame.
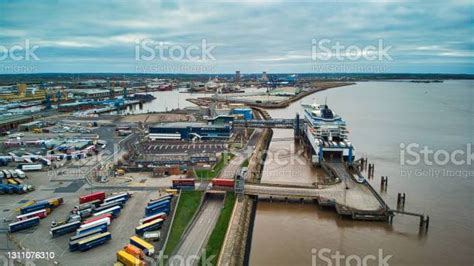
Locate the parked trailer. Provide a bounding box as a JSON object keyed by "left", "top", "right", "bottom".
{"left": 92, "top": 206, "right": 121, "bottom": 218}
{"left": 104, "top": 192, "right": 131, "bottom": 204}
{"left": 123, "top": 244, "right": 145, "bottom": 260}
{"left": 135, "top": 218, "right": 164, "bottom": 236}
{"left": 148, "top": 196, "right": 172, "bottom": 206}
{"left": 76, "top": 223, "right": 108, "bottom": 236}
{"left": 79, "top": 217, "right": 110, "bottom": 230}
{"left": 145, "top": 201, "right": 170, "bottom": 217}
{"left": 172, "top": 178, "right": 195, "bottom": 190}
{"left": 17, "top": 164, "right": 43, "bottom": 171}
{"left": 69, "top": 229, "right": 103, "bottom": 252}
{"left": 129, "top": 236, "right": 155, "bottom": 256}
{"left": 15, "top": 169, "right": 26, "bottom": 178}
{"left": 76, "top": 232, "right": 111, "bottom": 252}
{"left": 211, "top": 178, "right": 235, "bottom": 187}
{"left": 50, "top": 221, "right": 81, "bottom": 237}
{"left": 82, "top": 213, "right": 112, "bottom": 225}
{"left": 9, "top": 217, "right": 40, "bottom": 233}
{"left": 16, "top": 209, "right": 48, "bottom": 221}
{"left": 117, "top": 250, "right": 145, "bottom": 266}
{"left": 20, "top": 201, "right": 51, "bottom": 214}
{"left": 93, "top": 201, "right": 123, "bottom": 213}
{"left": 75, "top": 199, "right": 101, "bottom": 211}
{"left": 139, "top": 212, "right": 167, "bottom": 225}
{"left": 0, "top": 184, "right": 27, "bottom": 194}
{"left": 79, "top": 191, "right": 106, "bottom": 204}
{"left": 145, "top": 205, "right": 170, "bottom": 217}
{"left": 143, "top": 231, "right": 161, "bottom": 242}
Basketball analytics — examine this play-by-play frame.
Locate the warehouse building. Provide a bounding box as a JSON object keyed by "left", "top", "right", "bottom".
{"left": 148, "top": 122, "right": 232, "bottom": 140}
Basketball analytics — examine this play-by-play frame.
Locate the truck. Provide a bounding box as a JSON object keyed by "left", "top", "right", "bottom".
{"left": 14, "top": 169, "right": 26, "bottom": 179}
{"left": 129, "top": 236, "right": 154, "bottom": 256}
{"left": 16, "top": 209, "right": 48, "bottom": 221}
{"left": 50, "top": 221, "right": 81, "bottom": 237}
{"left": 20, "top": 200, "right": 51, "bottom": 214}
{"left": 9, "top": 217, "right": 40, "bottom": 233}
{"left": 17, "top": 164, "right": 43, "bottom": 171}
{"left": 79, "top": 191, "right": 106, "bottom": 204}
{"left": 76, "top": 232, "right": 111, "bottom": 252}
{"left": 93, "top": 201, "right": 123, "bottom": 213}
{"left": 143, "top": 231, "right": 161, "bottom": 242}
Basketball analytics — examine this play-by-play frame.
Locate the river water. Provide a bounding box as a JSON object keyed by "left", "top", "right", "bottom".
{"left": 249, "top": 80, "right": 473, "bottom": 265}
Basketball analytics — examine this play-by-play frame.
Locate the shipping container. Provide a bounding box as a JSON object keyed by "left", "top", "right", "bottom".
{"left": 9, "top": 217, "right": 40, "bottom": 233}
{"left": 50, "top": 221, "right": 81, "bottom": 237}
{"left": 135, "top": 218, "right": 163, "bottom": 236}
{"left": 143, "top": 231, "right": 161, "bottom": 242}
{"left": 117, "top": 250, "right": 145, "bottom": 266}
{"left": 79, "top": 191, "right": 106, "bottom": 204}
{"left": 211, "top": 178, "right": 235, "bottom": 188}
{"left": 76, "top": 232, "right": 111, "bottom": 252}
{"left": 129, "top": 236, "right": 154, "bottom": 256}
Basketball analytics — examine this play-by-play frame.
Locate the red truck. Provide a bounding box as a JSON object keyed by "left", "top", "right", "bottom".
{"left": 79, "top": 191, "right": 106, "bottom": 204}
{"left": 211, "top": 178, "right": 235, "bottom": 188}
{"left": 172, "top": 178, "right": 195, "bottom": 189}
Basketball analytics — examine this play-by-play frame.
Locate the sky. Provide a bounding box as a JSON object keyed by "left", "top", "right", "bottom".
{"left": 0, "top": 0, "right": 473, "bottom": 74}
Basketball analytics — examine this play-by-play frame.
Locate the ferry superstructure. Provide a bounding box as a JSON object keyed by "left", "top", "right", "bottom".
{"left": 301, "top": 102, "right": 354, "bottom": 165}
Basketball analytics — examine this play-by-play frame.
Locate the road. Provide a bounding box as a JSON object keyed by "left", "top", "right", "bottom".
{"left": 170, "top": 197, "right": 223, "bottom": 266}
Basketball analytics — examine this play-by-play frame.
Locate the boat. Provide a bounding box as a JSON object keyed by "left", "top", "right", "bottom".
{"left": 301, "top": 102, "right": 354, "bottom": 165}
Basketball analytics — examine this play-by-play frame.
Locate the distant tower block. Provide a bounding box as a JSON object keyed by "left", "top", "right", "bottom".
{"left": 235, "top": 70, "right": 241, "bottom": 84}
{"left": 262, "top": 71, "right": 269, "bottom": 82}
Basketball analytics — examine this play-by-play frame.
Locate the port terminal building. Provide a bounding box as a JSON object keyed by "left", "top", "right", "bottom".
{"left": 148, "top": 122, "right": 232, "bottom": 140}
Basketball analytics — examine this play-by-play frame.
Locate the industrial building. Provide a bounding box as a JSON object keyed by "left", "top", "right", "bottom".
{"left": 148, "top": 122, "right": 232, "bottom": 140}
{"left": 0, "top": 115, "right": 34, "bottom": 133}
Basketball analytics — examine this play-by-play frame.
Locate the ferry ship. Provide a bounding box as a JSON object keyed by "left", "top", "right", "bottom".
{"left": 301, "top": 102, "right": 354, "bottom": 165}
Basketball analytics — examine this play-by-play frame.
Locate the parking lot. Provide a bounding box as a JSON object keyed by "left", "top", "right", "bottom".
{"left": 144, "top": 142, "right": 227, "bottom": 154}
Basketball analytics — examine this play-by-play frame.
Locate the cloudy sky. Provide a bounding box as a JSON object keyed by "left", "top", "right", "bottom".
{"left": 0, "top": 0, "right": 473, "bottom": 74}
